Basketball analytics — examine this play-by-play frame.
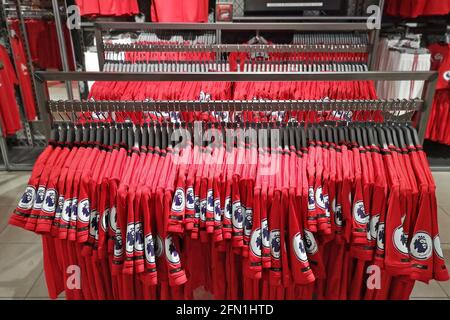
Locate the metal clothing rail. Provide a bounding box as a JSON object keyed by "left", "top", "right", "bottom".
{"left": 34, "top": 71, "right": 437, "bottom": 82}
{"left": 93, "top": 22, "right": 380, "bottom": 71}
{"left": 95, "top": 22, "right": 372, "bottom": 31}
{"left": 103, "top": 43, "right": 370, "bottom": 53}
{"left": 47, "top": 99, "right": 424, "bottom": 113}
{"left": 33, "top": 70, "right": 438, "bottom": 144}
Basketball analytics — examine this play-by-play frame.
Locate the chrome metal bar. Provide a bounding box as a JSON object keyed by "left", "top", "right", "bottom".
{"left": 52, "top": 0, "right": 73, "bottom": 100}
{"left": 94, "top": 22, "right": 371, "bottom": 32}
{"left": 35, "top": 71, "right": 438, "bottom": 82}
{"left": 47, "top": 99, "right": 423, "bottom": 113}
{"left": 103, "top": 43, "right": 370, "bottom": 53}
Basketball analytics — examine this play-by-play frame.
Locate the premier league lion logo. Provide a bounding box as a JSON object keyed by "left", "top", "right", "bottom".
{"left": 33, "top": 187, "right": 45, "bottom": 209}
{"left": 18, "top": 186, "right": 35, "bottom": 210}
{"left": 171, "top": 189, "right": 185, "bottom": 212}
{"left": 165, "top": 235, "right": 180, "bottom": 264}
{"left": 126, "top": 223, "right": 135, "bottom": 254}
{"left": 262, "top": 219, "right": 270, "bottom": 248}
{"left": 186, "top": 188, "right": 195, "bottom": 210}
{"left": 410, "top": 232, "right": 432, "bottom": 260}
{"left": 308, "top": 188, "right": 315, "bottom": 210}
{"left": 303, "top": 229, "right": 318, "bottom": 255}
{"left": 214, "top": 200, "right": 222, "bottom": 221}
{"left": 134, "top": 223, "right": 144, "bottom": 252}
{"left": 144, "top": 233, "right": 155, "bottom": 264}
{"left": 244, "top": 210, "right": 253, "bottom": 236}
{"left": 78, "top": 199, "right": 90, "bottom": 223}
{"left": 250, "top": 228, "right": 262, "bottom": 257}
{"left": 377, "top": 223, "right": 385, "bottom": 250}
{"left": 270, "top": 230, "right": 281, "bottom": 260}
{"left": 353, "top": 201, "right": 368, "bottom": 225}
{"left": 42, "top": 189, "right": 56, "bottom": 213}
{"left": 293, "top": 233, "right": 308, "bottom": 262}
{"left": 232, "top": 202, "right": 243, "bottom": 229}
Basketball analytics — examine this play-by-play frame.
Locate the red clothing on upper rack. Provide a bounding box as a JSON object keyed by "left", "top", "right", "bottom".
{"left": 75, "top": 0, "right": 139, "bottom": 16}
{"left": 9, "top": 19, "right": 75, "bottom": 70}
{"left": 9, "top": 34, "right": 37, "bottom": 121}
{"left": 0, "top": 45, "right": 22, "bottom": 136}
{"left": 151, "top": 0, "right": 209, "bottom": 22}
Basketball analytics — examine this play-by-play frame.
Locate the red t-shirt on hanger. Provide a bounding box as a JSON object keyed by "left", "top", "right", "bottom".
{"left": 151, "top": 0, "right": 208, "bottom": 22}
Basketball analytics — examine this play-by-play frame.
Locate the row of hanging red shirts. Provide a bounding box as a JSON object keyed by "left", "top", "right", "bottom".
{"left": 8, "top": 19, "right": 75, "bottom": 71}
{"left": 0, "top": 45, "right": 22, "bottom": 136}
{"left": 425, "top": 42, "right": 450, "bottom": 146}
{"left": 8, "top": 123, "right": 448, "bottom": 300}
{"left": 87, "top": 79, "right": 378, "bottom": 123}
{"left": 0, "top": 34, "right": 37, "bottom": 122}
{"left": 75, "top": 0, "right": 139, "bottom": 16}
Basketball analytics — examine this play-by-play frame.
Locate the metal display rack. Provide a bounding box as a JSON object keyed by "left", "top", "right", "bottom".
{"left": 0, "top": 0, "right": 49, "bottom": 171}
{"left": 33, "top": 70, "right": 438, "bottom": 146}
{"left": 92, "top": 20, "right": 383, "bottom": 71}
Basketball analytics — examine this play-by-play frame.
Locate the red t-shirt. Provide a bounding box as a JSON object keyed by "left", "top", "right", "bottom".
{"left": 151, "top": 0, "right": 208, "bottom": 22}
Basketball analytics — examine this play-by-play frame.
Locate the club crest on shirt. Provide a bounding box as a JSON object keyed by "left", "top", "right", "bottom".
{"left": 224, "top": 196, "right": 232, "bottom": 220}
{"left": 315, "top": 186, "right": 326, "bottom": 210}
{"left": 250, "top": 228, "right": 262, "bottom": 257}
{"left": 393, "top": 224, "right": 409, "bottom": 255}
{"left": 186, "top": 187, "right": 195, "bottom": 210}
{"left": 332, "top": 198, "right": 343, "bottom": 227}
{"left": 18, "top": 186, "right": 36, "bottom": 210}
{"left": 410, "top": 232, "right": 432, "bottom": 260}
{"left": 244, "top": 208, "right": 253, "bottom": 237}
{"left": 270, "top": 229, "right": 281, "bottom": 260}
{"left": 433, "top": 235, "right": 444, "bottom": 259}
{"left": 89, "top": 211, "right": 99, "bottom": 239}
{"left": 293, "top": 232, "right": 308, "bottom": 262}
{"left": 33, "top": 186, "right": 46, "bottom": 210}
{"left": 61, "top": 198, "right": 72, "bottom": 222}
{"left": 308, "top": 187, "right": 315, "bottom": 211}
{"left": 369, "top": 214, "right": 380, "bottom": 241}
{"left": 214, "top": 199, "right": 222, "bottom": 222}
{"left": 55, "top": 196, "right": 64, "bottom": 219}
{"left": 207, "top": 190, "right": 214, "bottom": 213}
{"left": 324, "top": 194, "right": 330, "bottom": 217}
{"left": 353, "top": 201, "right": 368, "bottom": 225}
{"left": 232, "top": 201, "right": 243, "bottom": 230}
{"left": 42, "top": 189, "right": 57, "bottom": 213}
{"left": 261, "top": 219, "right": 270, "bottom": 249}
{"left": 114, "top": 228, "right": 123, "bottom": 257}
{"left": 71, "top": 198, "right": 78, "bottom": 221}
{"left": 303, "top": 229, "right": 318, "bottom": 255}
{"left": 165, "top": 235, "right": 180, "bottom": 264}
{"left": 77, "top": 199, "right": 90, "bottom": 223}
{"left": 134, "top": 222, "right": 144, "bottom": 252}
{"left": 376, "top": 222, "right": 385, "bottom": 250}
{"left": 109, "top": 206, "right": 117, "bottom": 232}
{"left": 171, "top": 188, "right": 185, "bottom": 213}
{"left": 126, "top": 222, "right": 135, "bottom": 254}
{"left": 200, "top": 199, "right": 207, "bottom": 222}
{"left": 144, "top": 233, "right": 156, "bottom": 264}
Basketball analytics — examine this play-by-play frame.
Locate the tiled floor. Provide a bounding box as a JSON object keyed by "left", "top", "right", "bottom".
{"left": 0, "top": 171, "right": 449, "bottom": 300}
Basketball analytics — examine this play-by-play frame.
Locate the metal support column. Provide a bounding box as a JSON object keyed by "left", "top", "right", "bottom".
{"left": 95, "top": 27, "right": 105, "bottom": 71}
{"left": 34, "top": 74, "right": 52, "bottom": 140}
{"left": 369, "top": 0, "right": 385, "bottom": 70}
{"left": 52, "top": 0, "right": 73, "bottom": 100}
{"left": 14, "top": 0, "right": 36, "bottom": 145}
